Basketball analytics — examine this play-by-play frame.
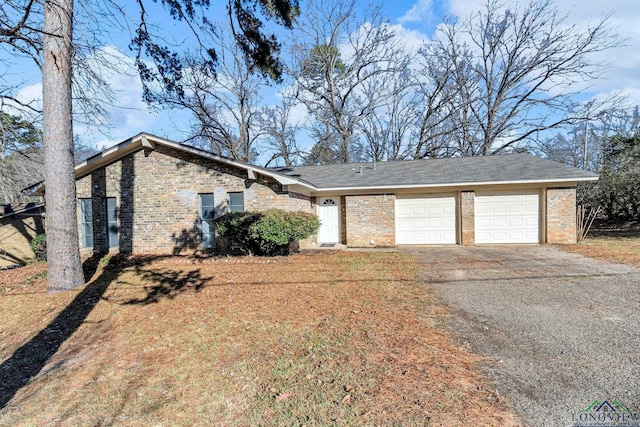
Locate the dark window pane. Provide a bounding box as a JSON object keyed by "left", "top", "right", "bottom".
{"left": 80, "top": 199, "right": 93, "bottom": 248}
{"left": 199, "top": 194, "right": 215, "bottom": 248}
{"left": 105, "top": 198, "right": 118, "bottom": 248}
{"left": 228, "top": 192, "right": 244, "bottom": 212}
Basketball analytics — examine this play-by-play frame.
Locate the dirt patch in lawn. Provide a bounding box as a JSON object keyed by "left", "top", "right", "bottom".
{"left": 0, "top": 252, "right": 522, "bottom": 426}
{"left": 562, "top": 230, "right": 640, "bottom": 268}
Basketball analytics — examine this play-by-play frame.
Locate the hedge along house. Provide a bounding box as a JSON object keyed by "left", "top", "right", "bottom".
{"left": 32, "top": 133, "right": 597, "bottom": 255}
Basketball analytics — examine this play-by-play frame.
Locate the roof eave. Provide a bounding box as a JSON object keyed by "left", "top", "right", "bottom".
{"left": 308, "top": 176, "right": 598, "bottom": 193}
{"left": 73, "top": 133, "right": 315, "bottom": 189}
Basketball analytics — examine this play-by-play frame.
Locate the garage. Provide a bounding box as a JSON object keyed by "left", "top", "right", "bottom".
{"left": 475, "top": 191, "right": 540, "bottom": 244}
{"left": 396, "top": 194, "right": 456, "bottom": 244}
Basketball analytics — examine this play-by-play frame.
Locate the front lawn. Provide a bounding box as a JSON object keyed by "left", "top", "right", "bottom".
{"left": 563, "top": 230, "right": 640, "bottom": 268}
{"left": 0, "top": 252, "right": 521, "bottom": 426}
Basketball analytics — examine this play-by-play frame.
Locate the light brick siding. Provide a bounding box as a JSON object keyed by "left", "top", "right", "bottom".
{"left": 340, "top": 196, "right": 347, "bottom": 244}
{"left": 459, "top": 191, "right": 475, "bottom": 246}
{"left": 345, "top": 194, "right": 395, "bottom": 247}
{"left": 76, "top": 145, "right": 313, "bottom": 254}
{"left": 546, "top": 187, "right": 577, "bottom": 244}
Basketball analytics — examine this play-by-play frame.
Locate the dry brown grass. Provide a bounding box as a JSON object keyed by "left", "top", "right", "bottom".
{"left": 563, "top": 230, "right": 640, "bottom": 268}
{"left": 0, "top": 251, "right": 522, "bottom": 426}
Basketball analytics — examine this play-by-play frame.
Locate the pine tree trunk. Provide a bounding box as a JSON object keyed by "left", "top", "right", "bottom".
{"left": 43, "top": 0, "right": 84, "bottom": 291}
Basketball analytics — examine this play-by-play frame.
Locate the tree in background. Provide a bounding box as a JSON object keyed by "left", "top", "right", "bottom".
{"left": 290, "top": 0, "right": 410, "bottom": 163}
{"left": 589, "top": 133, "right": 640, "bottom": 223}
{"left": 147, "top": 31, "right": 265, "bottom": 162}
{"left": 418, "top": 0, "right": 622, "bottom": 156}
{"left": 258, "top": 93, "right": 301, "bottom": 166}
{"left": 0, "top": 112, "right": 42, "bottom": 204}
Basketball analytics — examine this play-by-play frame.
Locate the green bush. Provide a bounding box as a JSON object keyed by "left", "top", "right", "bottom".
{"left": 30, "top": 233, "right": 47, "bottom": 262}
{"left": 214, "top": 209, "right": 319, "bottom": 256}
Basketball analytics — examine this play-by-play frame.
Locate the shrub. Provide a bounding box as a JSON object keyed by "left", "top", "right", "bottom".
{"left": 215, "top": 210, "right": 319, "bottom": 256}
{"left": 30, "top": 233, "right": 47, "bottom": 262}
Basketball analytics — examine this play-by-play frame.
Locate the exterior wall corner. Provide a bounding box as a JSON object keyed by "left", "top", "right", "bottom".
{"left": 546, "top": 187, "right": 577, "bottom": 244}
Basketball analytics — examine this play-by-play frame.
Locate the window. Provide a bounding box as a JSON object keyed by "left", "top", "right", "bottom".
{"left": 228, "top": 192, "right": 244, "bottom": 212}
{"left": 105, "top": 197, "right": 118, "bottom": 248}
{"left": 199, "top": 193, "right": 215, "bottom": 248}
{"left": 80, "top": 199, "right": 93, "bottom": 248}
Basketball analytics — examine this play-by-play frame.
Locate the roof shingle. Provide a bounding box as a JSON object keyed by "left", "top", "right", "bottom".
{"left": 271, "top": 153, "right": 597, "bottom": 189}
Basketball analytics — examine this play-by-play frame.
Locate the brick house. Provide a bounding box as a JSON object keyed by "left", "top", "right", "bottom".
{"left": 60, "top": 133, "right": 596, "bottom": 254}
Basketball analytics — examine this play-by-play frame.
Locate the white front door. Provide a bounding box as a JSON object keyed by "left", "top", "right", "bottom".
{"left": 318, "top": 197, "right": 340, "bottom": 243}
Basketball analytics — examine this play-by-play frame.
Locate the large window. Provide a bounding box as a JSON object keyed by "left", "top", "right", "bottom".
{"left": 105, "top": 197, "right": 118, "bottom": 248}
{"left": 228, "top": 192, "right": 244, "bottom": 212}
{"left": 199, "top": 193, "right": 215, "bottom": 248}
{"left": 80, "top": 199, "right": 93, "bottom": 248}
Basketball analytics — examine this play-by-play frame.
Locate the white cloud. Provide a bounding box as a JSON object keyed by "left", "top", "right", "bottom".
{"left": 9, "top": 45, "right": 190, "bottom": 149}
{"left": 398, "top": 0, "right": 433, "bottom": 24}
{"left": 441, "top": 0, "right": 640, "bottom": 105}
{"left": 16, "top": 83, "right": 43, "bottom": 112}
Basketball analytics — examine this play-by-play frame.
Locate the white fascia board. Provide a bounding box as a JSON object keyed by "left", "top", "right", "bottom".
{"left": 74, "top": 135, "right": 142, "bottom": 178}
{"left": 311, "top": 177, "right": 598, "bottom": 193}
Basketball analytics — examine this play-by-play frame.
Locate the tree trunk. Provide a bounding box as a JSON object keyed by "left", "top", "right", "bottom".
{"left": 43, "top": 0, "right": 84, "bottom": 291}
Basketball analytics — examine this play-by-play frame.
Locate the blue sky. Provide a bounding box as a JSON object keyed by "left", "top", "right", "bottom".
{"left": 4, "top": 0, "right": 639, "bottom": 150}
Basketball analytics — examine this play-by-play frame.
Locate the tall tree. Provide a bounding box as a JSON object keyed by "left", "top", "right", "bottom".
{"left": 290, "top": 0, "right": 409, "bottom": 163}
{"left": 421, "top": 0, "right": 621, "bottom": 156}
{"left": 148, "top": 31, "right": 265, "bottom": 162}
{"left": 355, "top": 68, "right": 417, "bottom": 161}
{"left": 259, "top": 93, "right": 301, "bottom": 166}
{"left": 42, "top": 0, "right": 84, "bottom": 291}
{"left": 3, "top": 0, "right": 299, "bottom": 291}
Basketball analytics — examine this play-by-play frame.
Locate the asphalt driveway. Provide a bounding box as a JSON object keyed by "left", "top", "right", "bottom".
{"left": 403, "top": 245, "right": 640, "bottom": 427}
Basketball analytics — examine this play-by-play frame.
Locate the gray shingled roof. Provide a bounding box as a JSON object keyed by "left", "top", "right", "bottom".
{"left": 271, "top": 153, "right": 597, "bottom": 189}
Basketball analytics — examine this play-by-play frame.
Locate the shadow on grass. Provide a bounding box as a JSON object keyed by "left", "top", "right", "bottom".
{"left": 122, "top": 262, "right": 212, "bottom": 305}
{"left": 0, "top": 252, "right": 211, "bottom": 409}
{"left": 0, "top": 254, "right": 112, "bottom": 408}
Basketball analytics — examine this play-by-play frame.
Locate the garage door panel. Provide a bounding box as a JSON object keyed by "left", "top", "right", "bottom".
{"left": 396, "top": 195, "right": 457, "bottom": 244}
{"left": 475, "top": 192, "right": 539, "bottom": 244}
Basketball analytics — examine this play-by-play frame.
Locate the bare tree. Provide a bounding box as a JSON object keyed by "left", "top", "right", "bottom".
{"left": 150, "top": 32, "right": 265, "bottom": 162}
{"left": 259, "top": 93, "right": 301, "bottom": 166}
{"left": 290, "top": 0, "right": 409, "bottom": 163}
{"left": 424, "top": 0, "right": 622, "bottom": 156}
{"left": 355, "top": 68, "right": 417, "bottom": 161}
{"left": 539, "top": 106, "right": 640, "bottom": 172}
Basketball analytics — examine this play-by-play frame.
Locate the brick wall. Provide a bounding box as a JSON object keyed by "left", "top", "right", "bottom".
{"left": 344, "top": 194, "right": 395, "bottom": 247}
{"left": 460, "top": 191, "right": 475, "bottom": 246}
{"left": 546, "top": 187, "right": 577, "bottom": 244}
{"left": 76, "top": 145, "right": 313, "bottom": 254}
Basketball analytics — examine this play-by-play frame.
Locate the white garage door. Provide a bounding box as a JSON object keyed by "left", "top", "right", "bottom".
{"left": 396, "top": 195, "right": 456, "bottom": 244}
{"left": 475, "top": 192, "right": 540, "bottom": 244}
